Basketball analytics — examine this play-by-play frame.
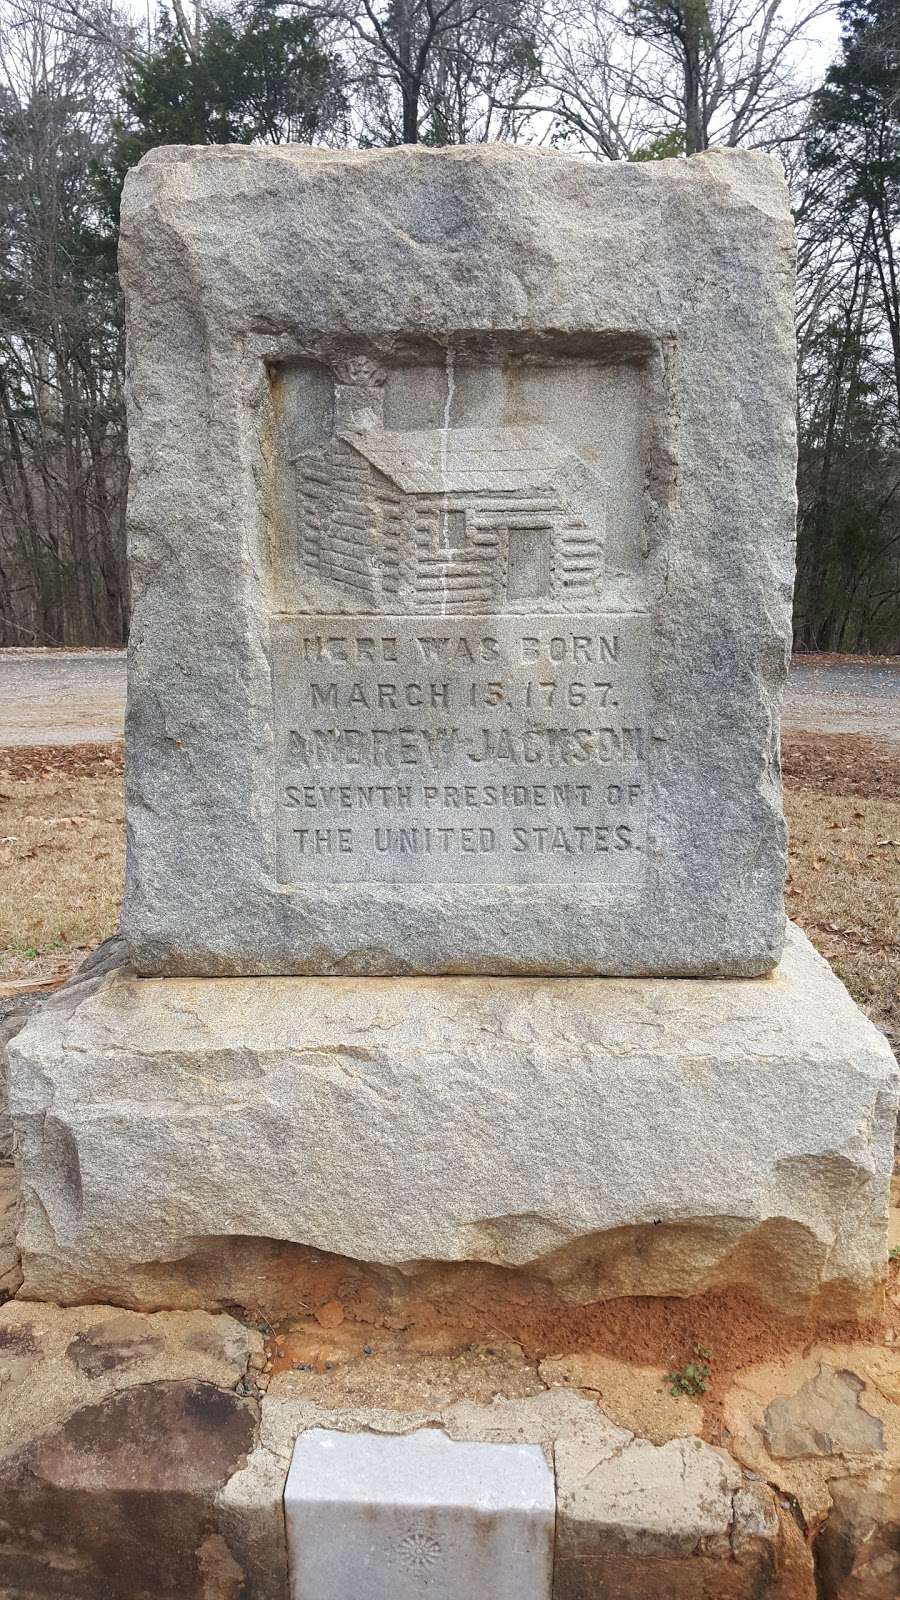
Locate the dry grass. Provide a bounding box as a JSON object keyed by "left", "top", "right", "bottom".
{"left": 0, "top": 745, "right": 124, "bottom": 985}
{"left": 0, "top": 735, "right": 897, "bottom": 1043}
{"left": 782, "top": 733, "right": 900, "bottom": 1041}
{"left": 785, "top": 790, "right": 899, "bottom": 1034}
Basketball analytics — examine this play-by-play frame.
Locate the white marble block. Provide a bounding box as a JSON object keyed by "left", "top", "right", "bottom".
{"left": 284, "top": 1428, "right": 555, "bottom": 1600}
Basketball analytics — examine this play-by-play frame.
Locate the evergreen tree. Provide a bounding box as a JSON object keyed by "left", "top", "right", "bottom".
{"left": 105, "top": 0, "right": 346, "bottom": 214}
{"left": 795, "top": 0, "right": 900, "bottom": 650}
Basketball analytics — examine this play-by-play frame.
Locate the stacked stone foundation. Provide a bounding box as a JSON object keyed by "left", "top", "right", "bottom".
{"left": 2, "top": 142, "right": 898, "bottom": 1599}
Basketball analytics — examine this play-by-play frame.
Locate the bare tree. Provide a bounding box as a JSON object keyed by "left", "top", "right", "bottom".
{"left": 532, "top": 0, "right": 835, "bottom": 159}
{"left": 300, "top": 0, "right": 542, "bottom": 145}
{"left": 792, "top": 0, "right": 900, "bottom": 652}
{"left": 0, "top": 0, "right": 131, "bottom": 644}
{"left": 422, "top": 0, "right": 542, "bottom": 143}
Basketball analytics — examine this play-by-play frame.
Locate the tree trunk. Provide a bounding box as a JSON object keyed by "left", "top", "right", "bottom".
{"left": 402, "top": 83, "right": 420, "bottom": 142}
{"left": 682, "top": 12, "right": 706, "bottom": 154}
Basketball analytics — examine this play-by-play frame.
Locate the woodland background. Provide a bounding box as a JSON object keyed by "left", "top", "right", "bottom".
{"left": 0, "top": 0, "right": 898, "bottom": 652}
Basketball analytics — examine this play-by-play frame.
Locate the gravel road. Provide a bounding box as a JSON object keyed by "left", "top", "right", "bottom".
{"left": 0, "top": 647, "right": 897, "bottom": 748}
{"left": 0, "top": 649, "right": 127, "bottom": 746}
{"left": 784, "top": 655, "right": 900, "bottom": 750}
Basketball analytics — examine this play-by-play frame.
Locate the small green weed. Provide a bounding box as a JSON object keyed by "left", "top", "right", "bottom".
{"left": 13, "top": 936, "right": 65, "bottom": 961}
{"left": 889, "top": 1246, "right": 900, "bottom": 1262}
{"left": 666, "top": 1344, "right": 712, "bottom": 1398}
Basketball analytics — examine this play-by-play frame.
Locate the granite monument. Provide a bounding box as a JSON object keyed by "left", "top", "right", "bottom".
{"left": 8, "top": 145, "right": 897, "bottom": 1324}
{"left": 119, "top": 142, "right": 796, "bottom": 977}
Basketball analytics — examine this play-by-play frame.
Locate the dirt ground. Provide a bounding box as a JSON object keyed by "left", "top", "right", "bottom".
{"left": 0, "top": 731, "right": 898, "bottom": 1043}
{"left": 1, "top": 727, "right": 898, "bottom": 1527}
{"left": 783, "top": 732, "right": 900, "bottom": 1041}
{"left": 0, "top": 744, "right": 124, "bottom": 987}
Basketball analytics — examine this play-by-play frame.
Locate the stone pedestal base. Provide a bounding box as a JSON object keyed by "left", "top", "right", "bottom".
{"left": 7, "top": 927, "right": 897, "bottom": 1319}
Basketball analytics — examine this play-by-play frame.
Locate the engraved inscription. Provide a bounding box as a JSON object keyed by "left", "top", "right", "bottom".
{"left": 272, "top": 614, "right": 650, "bottom": 886}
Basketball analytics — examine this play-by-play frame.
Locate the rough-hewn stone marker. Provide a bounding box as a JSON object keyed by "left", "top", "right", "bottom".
{"left": 7, "top": 144, "right": 897, "bottom": 1328}
{"left": 119, "top": 143, "right": 796, "bottom": 977}
{"left": 2, "top": 141, "right": 898, "bottom": 1600}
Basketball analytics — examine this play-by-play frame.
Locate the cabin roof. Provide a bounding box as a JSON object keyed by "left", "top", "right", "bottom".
{"left": 339, "top": 425, "right": 596, "bottom": 497}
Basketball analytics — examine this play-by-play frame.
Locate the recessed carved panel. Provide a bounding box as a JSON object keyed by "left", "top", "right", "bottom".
{"left": 270, "top": 347, "right": 650, "bottom": 889}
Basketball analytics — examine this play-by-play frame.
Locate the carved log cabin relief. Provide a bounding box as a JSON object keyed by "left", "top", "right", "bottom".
{"left": 288, "top": 363, "right": 608, "bottom": 616}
